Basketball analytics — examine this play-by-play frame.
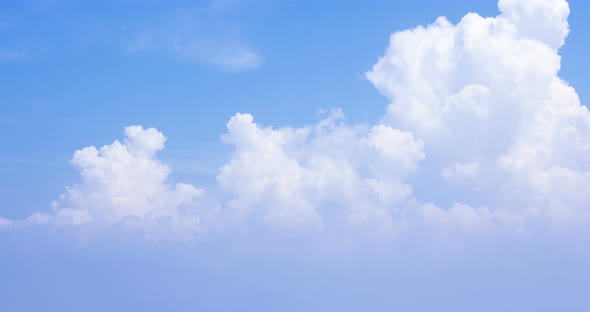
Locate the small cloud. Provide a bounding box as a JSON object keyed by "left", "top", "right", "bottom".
{"left": 124, "top": 10, "right": 261, "bottom": 72}
{"left": 170, "top": 36, "right": 261, "bottom": 71}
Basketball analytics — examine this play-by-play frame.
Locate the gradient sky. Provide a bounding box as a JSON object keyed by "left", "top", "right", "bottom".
{"left": 2, "top": 0, "right": 590, "bottom": 311}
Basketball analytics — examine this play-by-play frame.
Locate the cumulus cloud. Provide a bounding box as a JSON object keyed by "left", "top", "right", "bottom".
{"left": 28, "top": 126, "right": 203, "bottom": 233}
{"left": 217, "top": 110, "right": 423, "bottom": 236}
{"left": 367, "top": 0, "right": 589, "bottom": 227}
{"left": 212, "top": 0, "right": 586, "bottom": 237}
{"left": 6, "top": 0, "right": 590, "bottom": 241}
{"left": 498, "top": 0, "right": 570, "bottom": 49}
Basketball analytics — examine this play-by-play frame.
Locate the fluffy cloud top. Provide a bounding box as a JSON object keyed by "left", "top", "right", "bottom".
{"left": 218, "top": 111, "right": 423, "bottom": 235}
{"left": 7, "top": 0, "right": 590, "bottom": 240}
{"left": 498, "top": 0, "right": 570, "bottom": 48}
{"left": 367, "top": 0, "right": 589, "bottom": 225}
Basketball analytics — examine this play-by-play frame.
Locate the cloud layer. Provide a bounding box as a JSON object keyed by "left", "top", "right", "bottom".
{"left": 7, "top": 0, "right": 590, "bottom": 241}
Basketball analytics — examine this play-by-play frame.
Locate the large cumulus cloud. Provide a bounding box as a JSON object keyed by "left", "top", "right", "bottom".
{"left": 367, "top": 0, "right": 589, "bottom": 228}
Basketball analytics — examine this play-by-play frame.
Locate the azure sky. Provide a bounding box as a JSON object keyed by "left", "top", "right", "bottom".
{"left": 1, "top": 0, "right": 590, "bottom": 311}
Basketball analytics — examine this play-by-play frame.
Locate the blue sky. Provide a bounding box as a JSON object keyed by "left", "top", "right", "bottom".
{"left": 2, "top": 0, "right": 589, "bottom": 217}
{"left": 2, "top": 0, "right": 590, "bottom": 311}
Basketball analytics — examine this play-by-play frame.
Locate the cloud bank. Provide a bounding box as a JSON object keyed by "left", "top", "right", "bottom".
{"left": 6, "top": 0, "right": 590, "bottom": 241}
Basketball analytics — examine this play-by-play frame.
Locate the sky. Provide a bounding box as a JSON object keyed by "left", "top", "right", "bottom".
{"left": 2, "top": 0, "right": 590, "bottom": 311}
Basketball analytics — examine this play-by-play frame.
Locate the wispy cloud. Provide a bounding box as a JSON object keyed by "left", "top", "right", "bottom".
{"left": 124, "top": 9, "right": 261, "bottom": 71}
{"left": 169, "top": 34, "right": 261, "bottom": 71}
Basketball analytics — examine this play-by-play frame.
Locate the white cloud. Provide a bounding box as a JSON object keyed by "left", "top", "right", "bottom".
{"left": 217, "top": 110, "right": 422, "bottom": 235}
{"left": 212, "top": 0, "right": 587, "bottom": 237}
{"left": 367, "top": 0, "right": 588, "bottom": 227}
{"left": 31, "top": 126, "right": 203, "bottom": 233}
{"left": 498, "top": 0, "right": 570, "bottom": 49}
